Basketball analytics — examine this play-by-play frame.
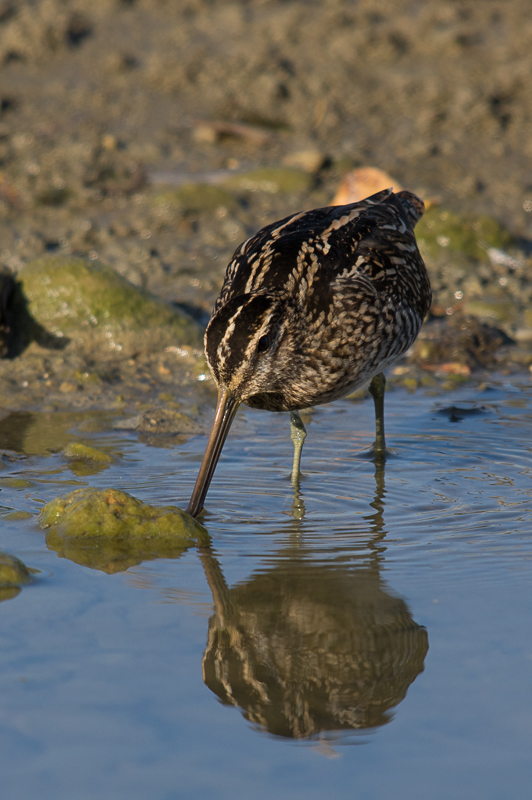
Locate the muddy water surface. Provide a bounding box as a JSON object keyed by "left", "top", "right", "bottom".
{"left": 0, "top": 381, "right": 531, "bottom": 799}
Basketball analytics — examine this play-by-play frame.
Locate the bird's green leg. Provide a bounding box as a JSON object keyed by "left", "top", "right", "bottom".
{"left": 290, "top": 410, "right": 307, "bottom": 488}
{"left": 369, "top": 372, "right": 386, "bottom": 457}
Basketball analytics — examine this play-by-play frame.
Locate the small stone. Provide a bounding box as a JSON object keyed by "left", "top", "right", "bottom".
{"left": 59, "top": 381, "right": 77, "bottom": 393}
{"left": 0, "top": 552, "right": 32, "bottom": 587}
{"left": 283, "top": 150, "right": 326, "bottom": 173}
{"left": 438, "top": 362, "right": 471, "bottom": 376}
{"left": 114, "top": 407, "right": 203, "bottom": 434}
{"left": 392, "top": 366, "right": 410, "bottom": 376}
{"left": 192, "top": 120, "right": 272, "bottom": 146}
{"left": 514, "top": 328, "right": 532, "bottom": 343}
{"left": 63, "top": 443, "right": 114, "bottom": 464}
{"left": 102, "top": 134, "right": 117, "bottom": 151}
{"left": 193, "top": 122, "right": 218, "bottom": 144}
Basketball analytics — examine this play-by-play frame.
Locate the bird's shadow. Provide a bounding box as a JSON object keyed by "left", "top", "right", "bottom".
{"left": 196, "top": 458, "right": 429, "bottom": 742}
{"left": 0, "top": 272, "right": 70, "bottom": 357}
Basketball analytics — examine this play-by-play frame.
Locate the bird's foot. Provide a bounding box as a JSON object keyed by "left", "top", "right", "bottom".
{"left": 357, "top": 442, "right": 395, "bottom": 463}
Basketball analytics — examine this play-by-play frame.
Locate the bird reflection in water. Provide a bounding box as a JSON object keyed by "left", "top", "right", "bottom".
{"left": 198, "top": 466, "right": 428, "bottom": 741}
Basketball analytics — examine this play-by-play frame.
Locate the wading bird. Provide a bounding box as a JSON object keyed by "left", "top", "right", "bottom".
{"left": 187, "top": 188, "right": 431, "bottom": 517}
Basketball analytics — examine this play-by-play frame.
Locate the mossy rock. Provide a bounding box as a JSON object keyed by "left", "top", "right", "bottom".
{"left": 154, "top": 183, "right": 238, "bottom": 212}
{"left": 416, "top": 207, "right": 513, "bottom": 262}
{"left": 39, "top": 487, "right": 207, "bottom": 573}
{"left": 0, "top": 552, "right": 32, "bottom": 588}
{"left": 222, "top": 167, "right": 312, "bottom": 194}
{"left": 14, "top": 256, "right": 202, "bottom": 353}
{"left": 63, "top": 442, "right": 115, "bottom": 476}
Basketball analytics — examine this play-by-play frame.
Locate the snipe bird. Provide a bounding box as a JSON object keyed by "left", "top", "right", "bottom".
{"left": 187, "top": 188, "right": 431, "bottom": 517}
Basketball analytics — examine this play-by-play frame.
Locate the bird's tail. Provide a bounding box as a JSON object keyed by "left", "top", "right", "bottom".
{"left": 395, "top": 190, "right": 425, "bottom": 227}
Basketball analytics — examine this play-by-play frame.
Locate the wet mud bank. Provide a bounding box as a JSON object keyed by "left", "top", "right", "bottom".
{"left": 0, "top": 0, "right": 531, "bottom": 422}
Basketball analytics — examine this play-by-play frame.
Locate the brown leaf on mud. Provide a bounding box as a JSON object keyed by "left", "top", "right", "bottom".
{"left": 332, "top": 167, "right": 402, "bottom": 205}
{"left": 331, "top": 167, "right": 439, "bottom": 208}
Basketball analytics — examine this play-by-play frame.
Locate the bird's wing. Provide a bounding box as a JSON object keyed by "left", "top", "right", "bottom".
{"left": 213, "top": 189, "right": 423, "bottom": 314}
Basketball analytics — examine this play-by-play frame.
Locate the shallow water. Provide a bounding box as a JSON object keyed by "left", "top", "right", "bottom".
{"left": 1, "top": 380, "right": 532, "bottom": 799}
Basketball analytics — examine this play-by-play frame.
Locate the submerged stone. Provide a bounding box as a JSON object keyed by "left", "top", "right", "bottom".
{"left": 13, "top": 256, "right": 202, "bottom": 354}
{"left": 63, "top": 442, "right": 114, "bottom": 464}
{"left": 0, "top": 477, "right": 34, "bottom": 489}
{"left": 39, "top": 487, "right": 207, "bottom": 573}
{"left": 63, "top": 442, "right": 115, "bottom": 476}
{"left": 0, "top": 552, "right": 32, "bottom": 587}
{"left": 3, "top": 511, "right": 33, "bottom": 521}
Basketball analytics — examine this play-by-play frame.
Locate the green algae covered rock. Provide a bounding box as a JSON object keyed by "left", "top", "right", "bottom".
{"left": 416, "top": 206, "right": 513, "bottom": 262}
{"left": 0, "top": 552, "right": 32, "bottom": 587}
{"left": 14, "top": 256, "right": 202, "bottom": 353}
{"left": 39, "top": 487, "right": 207, "bottom": 573}
{"left": 154, "top": 183, "right": 238, "bottom": 212}
{"left": 222, "top": 167, "right": 312, "bottom": 194}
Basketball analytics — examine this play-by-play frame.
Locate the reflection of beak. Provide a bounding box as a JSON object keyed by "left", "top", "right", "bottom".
{"left": 187, "top": 387, "right": 241, "bottom": 518}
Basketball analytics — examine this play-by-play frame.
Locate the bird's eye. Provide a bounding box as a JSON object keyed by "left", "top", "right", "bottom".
{"left": 257, "top": 335, "right": 270, "bottom": 353}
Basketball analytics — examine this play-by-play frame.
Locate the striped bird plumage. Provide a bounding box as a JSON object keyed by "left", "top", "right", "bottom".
{"left": 187, "top": 188, "right": 431, "bottom": 516}
{"left": 205, "top": 188, "right": 431, "bottom": 412}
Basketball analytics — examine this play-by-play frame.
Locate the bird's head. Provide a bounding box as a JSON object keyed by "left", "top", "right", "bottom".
{"left": 205, "top": 292, "right": 301, "bottom": 407}
{"left": 187, "top": 291, "right": 302, "bottom": 518}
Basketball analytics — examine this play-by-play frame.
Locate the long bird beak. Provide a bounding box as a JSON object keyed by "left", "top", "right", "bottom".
{"left": 187, "top": 387, "right": 241, "bottom": 518}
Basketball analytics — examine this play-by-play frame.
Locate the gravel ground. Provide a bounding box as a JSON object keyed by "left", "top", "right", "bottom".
{"left": 0, "top": 0, "right": 531, "bottom": 414}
